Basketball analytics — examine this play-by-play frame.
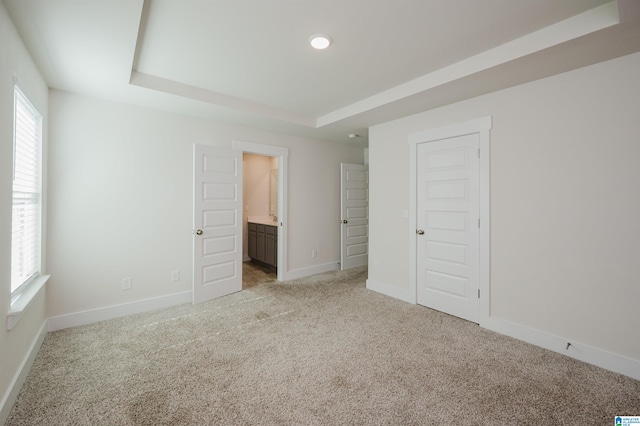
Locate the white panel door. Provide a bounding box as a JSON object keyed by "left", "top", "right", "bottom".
{"left": 416, "top": 134, "right": 479, "bottom": 322}
{"left": 193, "top": 144, "right": 243, "bottom": 305}
{"left": 341, "top": 163, "right": 368, "bottom": 270}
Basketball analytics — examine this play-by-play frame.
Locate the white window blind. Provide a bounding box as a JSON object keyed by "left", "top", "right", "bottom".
{"left": 11, "top": 86, "right": 42, "bottom": 294}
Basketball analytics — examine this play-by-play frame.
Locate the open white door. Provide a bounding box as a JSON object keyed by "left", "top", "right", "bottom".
{"left": 193, "top": 144, "right": 243, "bottom": 304}
{"left": 340, "top": 163, "right": 368, "bottom": 270}
{"left": 416, "top": 134, "right": 480, "bottom": 323}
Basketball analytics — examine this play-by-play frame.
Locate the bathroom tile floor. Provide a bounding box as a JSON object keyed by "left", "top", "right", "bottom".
{"left": 242, "top": 261, "right": 277, "bottom": 289}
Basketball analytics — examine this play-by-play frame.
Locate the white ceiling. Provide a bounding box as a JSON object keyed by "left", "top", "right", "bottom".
{"left": 4, "top": 0, "right": 640, "bottom": 145}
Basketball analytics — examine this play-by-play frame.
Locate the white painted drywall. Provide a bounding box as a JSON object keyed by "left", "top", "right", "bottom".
{"left": 369, "top": 52, "right": 640, "bottom": 362}
{"left": 46, "top": 90, "right": 363, "bottom": 318}
{"left": 0, "top": 2, "right": 49, "bottom": 422}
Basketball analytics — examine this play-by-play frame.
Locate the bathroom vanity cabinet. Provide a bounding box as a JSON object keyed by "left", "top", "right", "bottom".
{"left": 248, "top": 222, "right": 277, "bottom": 269}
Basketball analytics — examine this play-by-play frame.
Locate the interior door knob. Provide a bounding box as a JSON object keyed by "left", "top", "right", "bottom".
{"left": 416, "top": 229, "right": 424, "bottom": 235}
{"left": 196, "top": 229, "right": 203, "bottom": 235}
{"left": 342, "top": 220, "right": 348, "bottom": 224}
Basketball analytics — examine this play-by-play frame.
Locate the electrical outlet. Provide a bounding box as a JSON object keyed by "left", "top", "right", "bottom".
{"left": 171, "top": 270, "right": 180, "bottom": 281}
{"left": 311, "top": 249, "right": 317, "bottom": 258}
{"left": 122, "top": 277, "right": 132, "bottom": 290}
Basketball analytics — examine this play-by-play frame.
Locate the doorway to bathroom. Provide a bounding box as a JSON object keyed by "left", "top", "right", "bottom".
{"left": 192, "top": 141, "right": 288, "bottom": 305}
{"left": 243, "top": 153, "right": 279, "bottom": 289}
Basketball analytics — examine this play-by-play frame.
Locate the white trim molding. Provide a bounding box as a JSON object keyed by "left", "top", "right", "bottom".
{"left": 232, "top": 140, "right": 289, "bottom": 158}
{"left": 408, "top": 116, "right": 492, "bottom": 320}
{"left": 48, "top": 291, "right": 192, "bottom": 332}
{"left": 7, "top": 275, "right": 50, "bottom": 331}
{"left": 232, "top": 140, "right": 289, "bottom": 282}
{"left": 366, "top": 279, "right": 413, "bottom": 304}
{"left": 408, "top": 116, "right": 493, "bottom": 145}
{"left": 283, "top": 262, "right": 340, "bottom": 281}
{"left": 0, "top": 321, "right": 48, "bottom": 425}
{"left": 484, "top": 317, "right": 640, "bottom": 381}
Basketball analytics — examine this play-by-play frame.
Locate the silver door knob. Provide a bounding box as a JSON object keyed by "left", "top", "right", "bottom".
{"left": 196, "top": 229, "right": 203, "bottom": 235}
{"left": 342, "top": 220, "right": 348, "bottom": 224}
{"left": 416, "top": 229, "right": 424, "bottom": 235}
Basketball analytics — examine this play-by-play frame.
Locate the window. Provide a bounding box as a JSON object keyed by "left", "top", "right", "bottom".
{"left": 11, "top": 85, "right": 42, "bottom": 294}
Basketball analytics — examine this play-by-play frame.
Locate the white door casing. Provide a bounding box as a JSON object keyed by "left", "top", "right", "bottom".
{"left": 193, "top": 144, "right": 243, "bottom": 304}
{"left": 409, "top": 116, "right": 492, "bottom": 325}
{"left": 232, "top": 140, "right": 289, "bottom": 281}
{"left": 416, "top": 134, "right": 479, "bottom": 322}
{"left": 340, "top": 163, "right": 369, "bottom": 270}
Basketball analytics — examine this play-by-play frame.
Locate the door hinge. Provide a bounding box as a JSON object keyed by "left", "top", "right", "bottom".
{"left": 478, "top": 289, "right": 480, "bottom": 299}
{"left": 478, "top": 148, "right": 480, "bottom": 158}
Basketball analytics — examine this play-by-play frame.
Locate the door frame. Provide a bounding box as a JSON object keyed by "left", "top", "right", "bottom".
{"left": 233, "top": 140, "right": 289, "bottom": 281}
{"left": 408, "top": 116, "right": 492, "bottom": 326}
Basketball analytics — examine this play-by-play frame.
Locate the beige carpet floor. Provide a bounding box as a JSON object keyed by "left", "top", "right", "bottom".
{"left": 6, "top": 266, "right": 640, "bottom": 425}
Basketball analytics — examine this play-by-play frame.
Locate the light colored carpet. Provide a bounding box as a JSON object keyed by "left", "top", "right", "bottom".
{"left": 6, "top": 267, "right": 640, "bottom": 425}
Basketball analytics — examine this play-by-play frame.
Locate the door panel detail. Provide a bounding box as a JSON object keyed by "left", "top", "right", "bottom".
{"left": 417, "top": 134, "right": 480, "bottom": 322}
{"left": 193, "top": 144, "right": 242, "bottom": 304}
{"left": 340, "top": 163, "right": 369, "bottom": 270}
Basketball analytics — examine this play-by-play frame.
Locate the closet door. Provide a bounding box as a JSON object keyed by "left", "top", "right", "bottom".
{"left": 416, "top": 134, "right": 480, "bottom": 323}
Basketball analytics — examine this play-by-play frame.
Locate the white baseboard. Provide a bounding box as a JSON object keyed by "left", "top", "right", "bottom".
{"left": 482, "top": 317, "right": 640, "bottom": 381}
{"left": 283, "top": 262, "right": 340, "bottom": 281}
{"left": 366, "top": 279, "right": 414, "bottom": 304}
{"left": 0, "top": 320, "right": 48, "bottom": 425}
{"left": 48, "top": 291, "right": 192, "bottom": 332}
{"left": 367, "top": 279, "right": 640, "bottom": 381}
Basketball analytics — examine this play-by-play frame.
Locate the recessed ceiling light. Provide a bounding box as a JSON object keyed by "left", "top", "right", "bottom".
{"left": 309, "top": 34, "right": 332, "bottom": 50}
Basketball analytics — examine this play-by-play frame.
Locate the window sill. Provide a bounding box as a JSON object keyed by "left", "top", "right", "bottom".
{"left": 7, "top": 275, "right": 50, "bottom": 331}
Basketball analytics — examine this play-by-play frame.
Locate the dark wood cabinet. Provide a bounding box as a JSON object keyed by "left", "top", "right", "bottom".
{"left": 248, "top": 222, "right": 277, "bottom": 269}
{"left": 264, "top": 226, "right": 277, "bottom": 266}
{"left": 248, "top": 226, "right": 257, "bottom": 259}
{"left": 256, "top": 230, "right": 265, "bottom": 261}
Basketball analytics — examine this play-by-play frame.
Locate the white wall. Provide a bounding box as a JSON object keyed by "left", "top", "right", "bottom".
{"left": 0, "top": 2, "right": 49, "bottom": 422}
{"left": 368, "top": 52, "right": 640, "bottom": 373}
{"left": 46, "top": 90, "right": 363, "bottom": 319}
